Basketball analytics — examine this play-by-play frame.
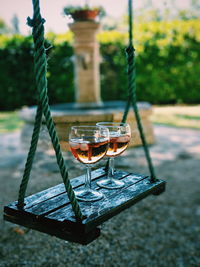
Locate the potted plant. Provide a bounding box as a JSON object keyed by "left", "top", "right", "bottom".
{"left": 63, "top": 4, "right": 105, "bottom": 22}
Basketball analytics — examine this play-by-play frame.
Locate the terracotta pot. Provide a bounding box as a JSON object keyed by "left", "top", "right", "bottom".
{"left": 71, "top": 10, "right": 99, "bottom": 21}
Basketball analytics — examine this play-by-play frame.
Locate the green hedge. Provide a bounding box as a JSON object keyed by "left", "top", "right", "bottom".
{"left": 0, "top": 35, "right": 75, "bottom": 110}
{"left": 0, "top": 19, "right": 199, "bottom": 110}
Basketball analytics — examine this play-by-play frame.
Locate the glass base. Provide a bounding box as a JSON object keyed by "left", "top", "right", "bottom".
{"left": 97, "top": 178, "right": 124, "bottom": 189}
{"left": 75, "top": 189, "right": 104, "bottom": 202}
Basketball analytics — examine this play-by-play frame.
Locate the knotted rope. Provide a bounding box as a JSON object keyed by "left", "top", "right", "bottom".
{"left": 17, "top": 0, "right": 83, "bottom": 220}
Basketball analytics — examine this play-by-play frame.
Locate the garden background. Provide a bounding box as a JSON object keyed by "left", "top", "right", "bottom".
{"left": 0, "top": 9, "right": 199, "bottom": 111}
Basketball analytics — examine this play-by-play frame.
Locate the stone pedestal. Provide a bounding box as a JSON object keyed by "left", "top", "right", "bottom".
{"left": 69, "top": 21, "right": 102, "bottom": 107}
{"left": 20, "top": 102, "right": 155, "bottom": 152}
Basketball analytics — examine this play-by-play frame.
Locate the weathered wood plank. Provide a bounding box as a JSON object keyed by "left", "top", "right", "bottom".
{"left": 7, "top": 168, "right": 107, "bottom": 210}
{"left": 5, "top": 169, "right": 129, "bottom": 213}
{"left": 45, "top": 173, "right": 147, "bottom": 222}
{"left": 23, "top": 170, "right": 130, "bottom": 216}
{"left": 47, "top": 176, "right": 165, "bottom": 232}
{"left": 4, "top": 168, "right": 166, "bottom": 244}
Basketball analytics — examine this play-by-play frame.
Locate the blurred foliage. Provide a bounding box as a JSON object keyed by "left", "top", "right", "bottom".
{"left": 0, "top": 18, "right": 11, "bottom": 34}
{"left": 0, "top": 35, "right": 36, "bottom": 110}
{"left": 0, "top": 34, "right": 75, "bottom": 110}
{"left": 0, "top": 19, "right": 199, "bottom": 110}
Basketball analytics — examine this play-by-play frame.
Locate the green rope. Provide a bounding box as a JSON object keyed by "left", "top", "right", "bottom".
{"left": 122, "top": 0, "right": 156, "bottom": 182}
{"left": 17, "top": 0, "right": 83, "bottom": 220}
{"left": 122, "top": 0, "right": 134, "bottom": 122}
{"left": 17, "top": 103, "right": 43, "bottom": 208}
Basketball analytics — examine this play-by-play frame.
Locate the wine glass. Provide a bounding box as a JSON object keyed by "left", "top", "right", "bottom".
{"left": 96, "top": 122, "right": 131, "bottom": 189}
{"left": 69, "top": 126, "right": 109, "bottom": 202}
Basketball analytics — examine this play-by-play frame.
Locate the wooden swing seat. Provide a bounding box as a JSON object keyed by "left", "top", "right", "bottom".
{"left": 4, "top": 168, "right": 165, "bottom": 245}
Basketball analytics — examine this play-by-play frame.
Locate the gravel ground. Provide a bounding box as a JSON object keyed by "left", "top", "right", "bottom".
{"left": 0, "top": 125, "right": 200, "bottom": 267}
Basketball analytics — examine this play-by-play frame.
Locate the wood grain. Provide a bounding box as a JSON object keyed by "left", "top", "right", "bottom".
{"left": 4, "top": 168, "right": 166, "bottom": 245}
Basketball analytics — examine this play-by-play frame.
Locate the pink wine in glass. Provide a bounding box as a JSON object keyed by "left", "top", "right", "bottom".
{"left": 107, "top": 134, "right": 131, "bottom": 157}
{"left": 69, "top": 126, "right": 109, "bottom": 202}
{"left": 70, "top": 138, "right": 109, "bottom": 164}
{"left": 96, "top": 122, "right": 131, "bottom": 189}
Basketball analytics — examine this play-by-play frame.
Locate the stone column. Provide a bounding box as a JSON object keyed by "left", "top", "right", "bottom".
{"left": 69, "top": 21, "right": 102, "bottom": 107}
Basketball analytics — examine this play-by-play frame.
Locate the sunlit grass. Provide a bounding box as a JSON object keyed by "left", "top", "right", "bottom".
{"left": 152, "top": 105, "right": 200, "bottom": 130}
{"left": 0, "top": 111, "right": 24, "bottom": 133}
{"left": 0, "top": 105, "right": 200, "bottom": 133}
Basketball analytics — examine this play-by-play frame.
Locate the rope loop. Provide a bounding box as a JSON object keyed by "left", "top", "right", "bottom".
{"left": 27, "top": 16, "right": 46, "bottom": 28}
{"left": 125, "top": 45, "right": 135, "bottom": 55}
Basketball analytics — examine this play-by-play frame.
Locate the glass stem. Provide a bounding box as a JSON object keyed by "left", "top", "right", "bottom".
{"left": 85, "top": 165, "right": 91, "bottom": 191}
{"left": 108, "top": 157, "right": 115, "bottom": 180}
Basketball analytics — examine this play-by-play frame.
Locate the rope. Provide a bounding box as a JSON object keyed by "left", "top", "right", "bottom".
{"left": 17, "top": 0, "right": 83, "bottom": 220}
{"left": 122, "top": 0, "right": 134, "bottom": 122}
{"left": 17, "top": 103, "right": 43, "bottom": 208}
{"left": 122, "top": 0, "right": 156, "bottom": 182}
